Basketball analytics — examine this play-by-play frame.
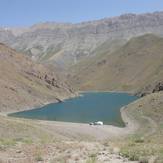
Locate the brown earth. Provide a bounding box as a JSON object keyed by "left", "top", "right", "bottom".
{"left": 69, "top": 34, "right": 163, "bottom": 96}
{"left": 0, "top": 43, "right": 76, "bottom": 113}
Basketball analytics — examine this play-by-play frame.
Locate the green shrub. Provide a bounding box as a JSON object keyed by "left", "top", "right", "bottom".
{"left": 139, "top": 156, "right": 149, "bottom": 163}
{"left": 86, "top": 153, "right": 97, "bottom": 163}
{"left": 0, "top": 138, "right": 16, "bottom": 146}
{"left": 134, "top": 137, "right": 144, "bottom": 143}
{"left": 35, "top": 154, "right": 43, "bottom": 162}
{"left": 120, "top": 149, "right": 139, "bottom": 161}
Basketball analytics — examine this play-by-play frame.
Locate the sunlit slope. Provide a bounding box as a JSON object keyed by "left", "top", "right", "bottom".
{"left": 70, "top": 34, "right": 163, "bottom": 93}
{"left": 0, "top": 43, "right": 75, "bottom": 112}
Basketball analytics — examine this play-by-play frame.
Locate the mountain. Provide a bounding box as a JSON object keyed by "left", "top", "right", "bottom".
{"left": 1, "top": 11, "right": 163, "bottom": 67}
{"left": 0, "top": 28, "right": 15, "bottom": 44}
{"left": 69, "top": 34, "right": 163, "bottom": 94}
{"left": 0, "top": 43, "right": 75, "bottom": 112}
{"left": 1, "top": 11, "right": 163, "bottom": 95}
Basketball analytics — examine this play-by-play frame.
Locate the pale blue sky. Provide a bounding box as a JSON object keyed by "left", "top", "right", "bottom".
{"left": 0, "top": 0, "right": 163, "bottom": 27}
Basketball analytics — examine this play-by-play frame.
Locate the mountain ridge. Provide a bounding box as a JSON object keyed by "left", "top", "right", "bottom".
{"left": 69, "top": 34, "right": 163, "bottom": 94}
{"left": 0, "top": 43, "right": 76, "bottom": 112}
{"left": 1, "top": 11, "right": 163, "bottom": 66}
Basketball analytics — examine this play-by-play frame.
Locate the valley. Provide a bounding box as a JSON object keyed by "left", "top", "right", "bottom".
{"left": 0, "top": 43, "right": 76, "bottom": 113}
{"left": 0, "top": 11, "right": 163, "bottom": 163}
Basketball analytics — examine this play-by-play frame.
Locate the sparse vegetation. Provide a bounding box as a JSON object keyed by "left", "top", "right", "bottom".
{"left": 86, "top": 153, "right": 97, "bottom": 163}
{"left": 35, "top": 154, "right": 44, "bottom": 162}
{"left": 70, "top": 34, "right": 163, "bottom": 94}
{"left": 0, "top": 138, "right": 16, "bottom": 147}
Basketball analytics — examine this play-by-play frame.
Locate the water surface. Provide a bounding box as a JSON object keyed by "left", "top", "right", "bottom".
{"left": 9, "top": 92, "right": 138, "bottom": 127}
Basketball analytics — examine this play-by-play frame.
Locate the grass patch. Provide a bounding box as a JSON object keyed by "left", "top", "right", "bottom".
{"left": 86, "top": 153, "right": 97, "bottom": 163}
{"left": 0, "top": 138, "right": 17, "bottom": 147}
{"left": 0, "top": 137, "right": 34, "bottom": 148}
{"left": 121, "top": 148, "right": 140, "bottom": 161}
{"left": 35, "top": 154, "right": 44, "bottom": 162}
{"left": 120, "top": 142, "right": 161, "bottom": 162}
{"left": 22, "top": 138, "right": 33, "bottom": 144}
{"left": 12, "top": 137, "right": 33, "bottom": 144}
{"left": 34, "top": 148, "right": 44, "bottom": 162}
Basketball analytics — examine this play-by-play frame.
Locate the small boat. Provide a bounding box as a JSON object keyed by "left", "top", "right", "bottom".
{"left": 89, "top": 121, "right": 103, "bottom": 126}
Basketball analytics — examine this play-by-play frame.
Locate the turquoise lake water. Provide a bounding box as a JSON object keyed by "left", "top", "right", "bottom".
{"left": 9, "top": 92, "right": 138, "bottom": 127}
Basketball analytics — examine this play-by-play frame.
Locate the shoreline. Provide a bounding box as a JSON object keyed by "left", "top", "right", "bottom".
{"left": 79, "top": 90, "right": 134, "bottom": 94}
{"left": 79, "top": 90, "right": 138, "bottom": 97}
{"left": 1, "top": 91, "right": 80, "bottom": 116}
{"left": 1, "top": 108, "right": 139, "bottom": 141}
{"left": 4, "top": 90, "right": 136, "bottom": 115}
{"left": 0, "top": 91, "right": 139, "bottom": 140}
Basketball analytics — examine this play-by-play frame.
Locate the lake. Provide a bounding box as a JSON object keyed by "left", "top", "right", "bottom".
{"left": 9, "top": 92, "right": 138, "bottom": 127}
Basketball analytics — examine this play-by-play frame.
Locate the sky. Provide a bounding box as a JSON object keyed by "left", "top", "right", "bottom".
{"left": 0, "top": 0, "right": 163, "bottom": 27}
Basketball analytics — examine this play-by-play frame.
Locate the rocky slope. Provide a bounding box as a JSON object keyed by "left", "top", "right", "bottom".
{"left": 68, "top": 34, "right": 163, "bottom": 94}
{"left": 118, "top": 91, "right": 163, "bottom": 162}
{"left": 1, "top": 11, "right": 163, "bottom": 67}
{"left": 0, "top": 43, "right": 75, "bottom": 113}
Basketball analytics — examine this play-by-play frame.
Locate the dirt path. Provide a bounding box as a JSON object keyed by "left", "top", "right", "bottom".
{"left": 142, "top": 115, "right": 158, "bottom": 136}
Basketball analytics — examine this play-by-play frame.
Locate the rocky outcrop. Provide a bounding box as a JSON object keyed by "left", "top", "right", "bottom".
{"left": 152, "top": 82, "right": 163, "bottom": 93}
{"left": 136, "top": 82, "right": 163, "bottom": 97}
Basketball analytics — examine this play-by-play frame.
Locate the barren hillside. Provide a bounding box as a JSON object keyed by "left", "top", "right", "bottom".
{"left": 0, "top": 43, "right": 75, "bottom": 112}
{"left": 69, "top": 34, "right": 163, "bottom": 95}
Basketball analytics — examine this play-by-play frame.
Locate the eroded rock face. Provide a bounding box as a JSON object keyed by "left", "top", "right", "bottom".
{"left": 1, "top": 12, "right": 163, "bottom": 66}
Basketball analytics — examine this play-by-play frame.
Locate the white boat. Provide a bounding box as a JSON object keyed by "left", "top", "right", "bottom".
{"left": 89, "top": 121, "right": 103, "bottom": 125}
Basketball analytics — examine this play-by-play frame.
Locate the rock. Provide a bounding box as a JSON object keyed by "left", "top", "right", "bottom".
{"left": 137, "top": 81, "right": 163, "bottom": 97}
{"left": 152, "top": 82, "right": 163, "bottom": 93}
{"left": 113, "top": 147, "right": 120, "bottom": 154}
{"left": 16, "top": 150, "right": 22, "bottom": 153}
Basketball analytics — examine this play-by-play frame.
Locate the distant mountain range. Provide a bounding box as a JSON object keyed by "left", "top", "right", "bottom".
{"left": 1, "top": 11, "right": 163, "bottom": 67}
